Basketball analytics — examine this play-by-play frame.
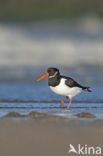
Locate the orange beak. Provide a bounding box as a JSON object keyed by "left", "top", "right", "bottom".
{"left": 36, "top": 72, "right": 48, "bottom": 82}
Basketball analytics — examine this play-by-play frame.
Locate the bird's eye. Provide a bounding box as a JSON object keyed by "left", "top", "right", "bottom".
{"left": 50, "top": 69, "right": 54, "bottom": 72}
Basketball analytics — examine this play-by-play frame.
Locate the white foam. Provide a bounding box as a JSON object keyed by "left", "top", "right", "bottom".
{"left": 0, "top": 21, "right": 103, "bottom": 67}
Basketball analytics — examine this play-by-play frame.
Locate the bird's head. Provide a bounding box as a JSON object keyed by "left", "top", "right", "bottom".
{"left": 36, "top": 67, "right": 60, "bottom": 81}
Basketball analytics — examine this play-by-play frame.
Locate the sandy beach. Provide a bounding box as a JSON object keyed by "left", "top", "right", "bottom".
{"left": 0, "top": 115, "right": 103, "bottom": 156}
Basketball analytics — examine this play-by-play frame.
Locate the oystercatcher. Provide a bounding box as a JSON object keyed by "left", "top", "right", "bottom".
{"left": 36, "top": 67, "right": 91, "bottom": 110}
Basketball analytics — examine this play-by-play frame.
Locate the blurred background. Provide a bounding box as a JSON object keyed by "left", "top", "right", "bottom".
{"left": 0, "top": 0, "right": 103, "bottom": 82}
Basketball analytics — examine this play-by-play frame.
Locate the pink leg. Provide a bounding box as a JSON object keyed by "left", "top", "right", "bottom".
{"left": 67, "top": 98, "right": 72, "bottom": 110}
{"left": 60, "top": 96, "right": 68, "bottom": 107}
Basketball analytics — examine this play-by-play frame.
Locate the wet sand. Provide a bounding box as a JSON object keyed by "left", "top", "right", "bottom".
{"left": 0, "top": 115, "right": 103, "bottom": 156}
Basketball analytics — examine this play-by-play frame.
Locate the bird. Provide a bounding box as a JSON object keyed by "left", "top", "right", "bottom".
{"left": 36, "top": 67, "right": 91, "bottom": 110}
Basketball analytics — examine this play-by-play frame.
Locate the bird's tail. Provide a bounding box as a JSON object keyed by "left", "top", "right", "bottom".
{"left": 84, "top": 86, "right": 92, "bottom": 92}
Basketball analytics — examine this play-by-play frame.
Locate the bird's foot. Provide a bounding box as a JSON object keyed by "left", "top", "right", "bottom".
{"left": 60, "top": 100, "right": 64, "bottom": 107}
{"left": 67, "top": 106, "right": 70, "bottom": 110}
{"left": 67, "top": 99, "right": 72, "bottom": 110}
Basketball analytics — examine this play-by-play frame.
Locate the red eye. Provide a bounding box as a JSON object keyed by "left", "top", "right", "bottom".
{"left": 50, "top": 69, "right": 53, "bottom": 72}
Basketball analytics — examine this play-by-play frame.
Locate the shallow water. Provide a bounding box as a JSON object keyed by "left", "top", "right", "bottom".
{"left": 0, "top": 80, "right": 103, "bottom": 119}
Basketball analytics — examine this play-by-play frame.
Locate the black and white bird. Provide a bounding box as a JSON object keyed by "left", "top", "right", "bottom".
{"left": 37, "top": 67, "right": 91, "bottom": 110}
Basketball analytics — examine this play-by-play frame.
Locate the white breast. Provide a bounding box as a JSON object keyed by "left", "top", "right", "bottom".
{"left": 49, "top": 78, "right": 82, "bottom": 98}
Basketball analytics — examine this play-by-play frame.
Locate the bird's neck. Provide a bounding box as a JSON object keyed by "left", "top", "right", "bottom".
{"left": 48, "top": 73, "right": 60, "bottom": 87}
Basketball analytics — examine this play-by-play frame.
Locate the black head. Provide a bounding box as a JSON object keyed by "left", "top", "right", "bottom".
{"left": 36, "top": 67, "right": 60, "bottom": 83}
{"left": 47, "top": 67, "right": 60, "bottom": 77}
{"left": 47, "top": 67, "right": 60, "bottom": 86}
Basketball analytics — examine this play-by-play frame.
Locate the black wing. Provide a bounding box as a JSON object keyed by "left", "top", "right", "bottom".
{"left": 61, "top": 76, "right": 86, "bottom": 89}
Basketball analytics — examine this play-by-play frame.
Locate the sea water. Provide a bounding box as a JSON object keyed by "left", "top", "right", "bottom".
{"left": 0, "top": 74, "right": 103, "bottom": 119}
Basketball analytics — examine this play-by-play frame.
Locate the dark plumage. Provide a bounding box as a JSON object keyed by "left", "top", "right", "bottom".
{"left": 47, "top": 68, "right": 91, "bottom": 92}
{"left": 37, "top": 67, "right": 91, "bottom": 110}
{"left": 62, "top": 76, "right": 91, "bottom": 92}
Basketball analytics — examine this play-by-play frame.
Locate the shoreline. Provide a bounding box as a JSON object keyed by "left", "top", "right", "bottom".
{"left": 0, "top": 111, "right": 98, "bottom": 120}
